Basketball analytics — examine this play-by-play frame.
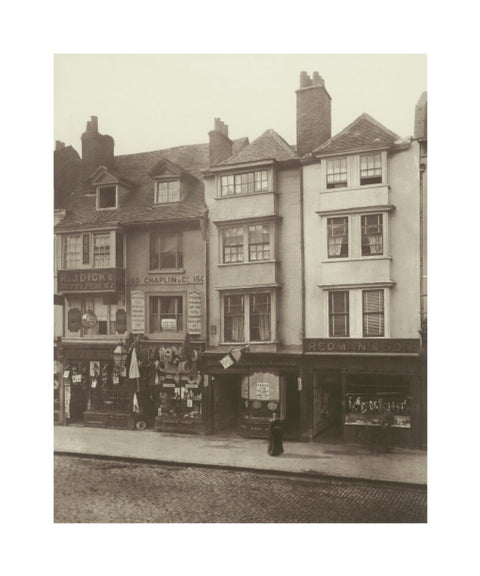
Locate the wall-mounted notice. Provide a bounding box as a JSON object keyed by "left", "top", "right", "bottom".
{"left": 131, "top": 290, "right": 145, "bottom": 334}
{"left": 187, "top": 289, "right": 202, "bottom": 335}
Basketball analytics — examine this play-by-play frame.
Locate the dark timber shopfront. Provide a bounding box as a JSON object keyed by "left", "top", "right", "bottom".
{"left": 203, "top": 352, "right": 305, "bottom": 440}
{"left": 302, "top": 338, "right": 427, "bottom": 448}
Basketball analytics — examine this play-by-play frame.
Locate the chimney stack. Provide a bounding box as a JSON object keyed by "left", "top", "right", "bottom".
{"left": 81, "top": 115, "right": 115, "bottom": 175}
{"left": 414, "top": 92, "right": 427, "bottom": 141}
{"left": 296, "top": 71, "right": 331, "bottom": 156}
{"left": 209, "top": 117, "right": 233, "bottom": 166}
{"left": 55, "top": 140, "right": 65, "bottom": 152}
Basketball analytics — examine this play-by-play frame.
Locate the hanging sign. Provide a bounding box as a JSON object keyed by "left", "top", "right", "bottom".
{"left": 131, "top": 290, "right": 145, "bottom": 334}
{"left": 187, "top": 289, "right": 202, "bottom": 335}
{"left": 81, "top": 310, "right": 97, "bottom": 329}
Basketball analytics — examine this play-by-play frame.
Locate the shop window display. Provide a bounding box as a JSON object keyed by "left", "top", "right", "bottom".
{"left": 344, "top": 391, "right": 411, "bottom": 428}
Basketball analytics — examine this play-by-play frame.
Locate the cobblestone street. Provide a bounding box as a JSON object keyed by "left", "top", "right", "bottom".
{"left": 54, "top": 455, "right": 427, "bottom": 523}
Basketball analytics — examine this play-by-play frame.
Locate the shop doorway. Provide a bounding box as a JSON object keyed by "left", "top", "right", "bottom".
{"left": 312, "top": 373, "right": 343, "bottom": 441}
{"left": 211, "top": 375, "right": 240, "bottom": 435}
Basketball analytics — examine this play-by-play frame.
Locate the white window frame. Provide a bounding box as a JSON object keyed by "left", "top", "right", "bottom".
{"left": 96, "top": 185, "right": 118, "bottom": 210}
{"left": 93, "top": 232, "right": 112, "bottom": 268}
{"left": 323, "top": 286, "right": 390, "bottom": 338}
{"left": 154, "top": 180, "right": 180, "bottom": 204}
{"left": 61, "top": 231, "right": 115, "bottom": 270}
{"left": 219, "top": 220, "right": 274, "bottom": 265}
{"left": 326, "top": 157, "right": 348, "bottom": 189}
{"left": 360, "top": 153, "right": 383, "bottom": 186}
{"left": 221, "top": 291, "right": 275, "bottom": 344}
{"left": 63, "top": 234, "right": 82, "bottom": 269}
{"left": 218, "top": 169, "right": 271, "bottom": 197}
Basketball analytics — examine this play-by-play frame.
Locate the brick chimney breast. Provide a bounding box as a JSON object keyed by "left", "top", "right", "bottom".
{"left": 81, "top": 116, "right": 115, "bottom": 174}
{"left": 296, "top": 71, "right": 332, "bottom": 156}
{"left": 209, "top": 117, "right": 233, "bottom": 166}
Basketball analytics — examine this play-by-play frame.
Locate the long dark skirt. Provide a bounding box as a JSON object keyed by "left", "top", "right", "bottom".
{"left": 268, "top": 421, "right": 284, "bottom": 456}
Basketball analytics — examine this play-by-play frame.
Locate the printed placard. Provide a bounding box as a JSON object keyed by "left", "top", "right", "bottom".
{"left": 131, "top": 290, "right": 145, "bottom": 334}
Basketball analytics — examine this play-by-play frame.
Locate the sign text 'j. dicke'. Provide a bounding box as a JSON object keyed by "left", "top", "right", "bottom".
{"left": 304, "top": 338, "right": 420, "bottom": 355}
{"left": 58, "top": 268, "right": 125, "bottom": 293}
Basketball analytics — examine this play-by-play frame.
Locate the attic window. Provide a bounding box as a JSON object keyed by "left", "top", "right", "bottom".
{"left": 360, "top": 154, "right": 382, "bottom": 185}
{"left": 97, "top": 185, "right": 117, "bottom": 209}
{"left": 155, "top": 180, "right": 180, "bottom": 203}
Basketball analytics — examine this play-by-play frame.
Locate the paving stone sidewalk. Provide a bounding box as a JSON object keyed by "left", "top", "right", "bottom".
{"left": 54, "top": 425, "right": 427, "bottom": 486}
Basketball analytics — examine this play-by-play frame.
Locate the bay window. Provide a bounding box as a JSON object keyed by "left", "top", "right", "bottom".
{"left": 221, "top": 222, "right": 272, "bottom": 264}
{"left": 220, "top": 169, "right": 269, "bottom": 197}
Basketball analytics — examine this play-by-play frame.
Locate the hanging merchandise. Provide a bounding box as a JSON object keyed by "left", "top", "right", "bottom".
{"left": 133, "top": 392, "right": 140, "bottom": 414}
{"left": 129, "top": 348, "right": 140, "bottom": 379}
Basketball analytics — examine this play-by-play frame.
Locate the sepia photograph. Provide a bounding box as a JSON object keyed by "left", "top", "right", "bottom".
{"left": 53, "top": 53, "right": 427, "bottom": 524}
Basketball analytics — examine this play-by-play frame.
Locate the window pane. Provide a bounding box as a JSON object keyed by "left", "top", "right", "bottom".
{"left": 249, "top": 293, "right": 271, "bottom": 341}
{"left": 150, "top": 232, "right": 182, "bottom": 269}
{"left": 361, "top": 214, "right": 383, "bottom": 256}
{"left": 93, "top": 233, "right": 111, "bottom": 268}
{"left": 223, "top": 227, "right": 244, "bottom": 263}
{"left": 150, "top": 296, "right": 183, "bottom": 332}
{"left": 63, "top": 235, "right": 81, "bottom": 268}
{"left": 327, "top": 217, "right": 348, "bottom": 258}
{"left": 329, "top": 291, "right": 349, "bottom": 337}
{"left": 363, "top": 290, "right": 384, "bottom": 337}
{"left": 224, "top": 295, "right": 245, "bottom": 342}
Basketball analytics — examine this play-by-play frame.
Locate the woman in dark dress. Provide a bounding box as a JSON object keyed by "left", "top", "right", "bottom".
{"left": 268, "top": 413, "right": 284, "bottom": 456}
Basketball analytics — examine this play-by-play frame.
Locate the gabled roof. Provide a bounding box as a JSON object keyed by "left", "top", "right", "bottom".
{"left": 218, "top": 129, "right": 298, "bottom": 166}
{"left": 312, "top": 113, "right": 400, "bottom": 156}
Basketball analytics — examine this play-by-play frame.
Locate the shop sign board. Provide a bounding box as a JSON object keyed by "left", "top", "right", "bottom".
{"left": 187, "top": 289, "right": 202, "bottom": 335}
{"left": 304, "top": 338, "right": 421, "bottom": 355}
{"left": 131, "top": 290, "right": 145, "bottom": 334}
{"left": 58, "top": 268, "right": 125, "bottom": 293}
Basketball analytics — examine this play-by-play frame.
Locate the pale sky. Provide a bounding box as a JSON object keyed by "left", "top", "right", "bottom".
{"left": 54, "top": 54, "right": 426, "bottom": 156}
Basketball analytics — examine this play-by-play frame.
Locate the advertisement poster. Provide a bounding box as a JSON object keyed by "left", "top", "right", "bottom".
{"left": 187, "top": 289, "right": 202, "bottom": 334}
{"left": 131, "top": 290, "right": 145, "bottom": 334}
{"left": 64, "top": 386, "right": 71, "bottom": 419}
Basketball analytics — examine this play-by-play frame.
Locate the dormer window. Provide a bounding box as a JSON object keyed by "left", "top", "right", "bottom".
{"left": 97, "top": 185, "right": 117, "bottom": 210}
{"left": 155, "top": 180, "right": 180, "bottom": 203}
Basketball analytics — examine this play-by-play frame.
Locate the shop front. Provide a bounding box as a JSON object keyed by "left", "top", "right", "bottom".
{"left": 134, "top": 340, "right": 208, "bottom": 435}
{"left": 60, "top": 342, "right": 137, "bottom": 429}
{"left": 203, "top": 352, "right": 303, "bottom": 440}
{"left": 303, "top": 338, "right": 425, "bottom": 447}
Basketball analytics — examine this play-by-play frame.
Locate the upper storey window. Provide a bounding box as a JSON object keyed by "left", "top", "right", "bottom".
{"left": 326, "top": 158, "right": 347, "bottom": 189}
{"left": 63, "top": 235, "right": 82, "bottom": 268}
{"left": 155, "top": 180, "right": 180, "bottom": 204}
{"left": 360, "top": 153, "right": 382, "bottom": 185}
{"left": 220, "top": 170, "right": 268, "bottom": 197}
{"left": 97, "top": 185, "right": 117, "bottom": 210}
